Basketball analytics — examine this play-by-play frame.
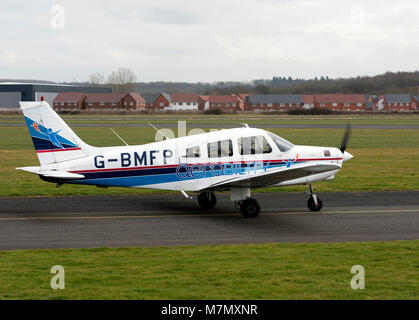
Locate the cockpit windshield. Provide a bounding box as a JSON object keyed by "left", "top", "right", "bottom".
{"left": 267, "top": 132, "right": 294, "bottom": 152}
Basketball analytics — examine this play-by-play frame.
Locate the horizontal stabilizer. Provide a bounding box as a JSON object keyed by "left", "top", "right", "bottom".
{"left": 16, "top": 167, "right": 85, "bottom": 180}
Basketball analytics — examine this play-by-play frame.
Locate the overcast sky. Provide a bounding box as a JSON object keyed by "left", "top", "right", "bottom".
{"left": 1, "top": 0, "right": 419, "bottom": 83}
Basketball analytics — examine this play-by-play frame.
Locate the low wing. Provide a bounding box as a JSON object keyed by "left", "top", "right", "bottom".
{"left": 202, "top": 162, "right": 341, "bottom": 190}
{"left": 16, "top": 166, "right": 85, "bottom": 180}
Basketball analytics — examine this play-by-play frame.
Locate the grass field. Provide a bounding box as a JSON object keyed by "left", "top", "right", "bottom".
{"left": 0, "top": 114, "right": 418, "bottom": 196}
{"left": 0, "top": 241, "right": 417, "bottom": 300}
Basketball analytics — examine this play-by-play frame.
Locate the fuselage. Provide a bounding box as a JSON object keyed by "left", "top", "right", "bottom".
{"left": 39, "top": 127, "right": 346, "bottom": 191}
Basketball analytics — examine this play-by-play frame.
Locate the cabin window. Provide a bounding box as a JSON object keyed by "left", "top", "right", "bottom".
{"left": 182, "top": 146, "right": 200, "bottom": 158}
{"left": 207, "top": 140, "right": 233, "bottom": 158}
{"left": 238, "top": 136, "right": 272, "bottom": 155}
{"left": 267, "top": 132, "right": 294, "bottom": 152}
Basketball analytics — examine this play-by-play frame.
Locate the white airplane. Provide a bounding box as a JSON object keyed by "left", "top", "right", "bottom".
{"left": 17, "top": 101, "right": 353, "bottom": 218}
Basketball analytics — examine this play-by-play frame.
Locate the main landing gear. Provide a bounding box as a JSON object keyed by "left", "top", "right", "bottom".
{"left": 197, "top": 191, "right": 217, "bottom": 209}
{"left": 236, "top": 198, "right": 260, "bottom": 218}
{"left": 307, "top": 183, "right": 323, "bottom": 212}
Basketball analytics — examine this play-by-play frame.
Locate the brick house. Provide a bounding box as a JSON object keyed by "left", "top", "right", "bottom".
{"left": 141, "top": 93, "right": 160, "bottom": 110}
{"left": 302, "top": 94, "right": 315, "bottom": 109}
{"left": 123, "top": 92, "right": 146, "bottom": 110}
{"left": 246, "top": 94, "right": 303, "bottom": 111}
{"left": 207, "top": 95, "right": 240, "bottom": 111}
{"left": 169, "top": 93, "right": 199, "bottom": 110}
{"left": 314, "top": 94, "right": 366, "bottom": 111}
{"left": 365, "top": 95, "right": 377, "bottom": 111}
{"left": 152, "top": 93, "right": 171, "bottom": 110}
{"left": 53, "top": 92, "right": 86, "bottom": 110}
{"left": 375, "top": 94, "right": 411, "bottom": 111}
{"left": 410, "top": 96, "right": 419, "bottom": 111}
{"left": 232, "top": 94, "right": 247, "bottom": 111}
{"left": 198, "top": 95, "right": 209, "bottom": 110}
{"left": 85, "top": 93, "right": 125, "bottom": 110}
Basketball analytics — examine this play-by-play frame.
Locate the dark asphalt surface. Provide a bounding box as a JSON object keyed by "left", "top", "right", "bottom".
{"left": 0, "top": 191, "right": 418, "bottom": 250}
{"left": 2, "top": 123, "right": 419, "bottom": 129}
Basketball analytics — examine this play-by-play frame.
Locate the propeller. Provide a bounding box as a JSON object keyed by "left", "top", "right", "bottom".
{"left": 339, "top": 123, "right": 351, "bottom": 153}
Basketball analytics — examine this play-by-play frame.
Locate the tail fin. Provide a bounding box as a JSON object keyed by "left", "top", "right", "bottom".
{"left": 20, "top": 101, "right": 94, "bottom": 165}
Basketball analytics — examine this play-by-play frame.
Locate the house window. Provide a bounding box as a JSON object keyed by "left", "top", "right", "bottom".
{"left": 160, "top": 103, "right": 164, "bottom": 107}
{"left": 333, "top": 103, "right": 337, "bottom": 106}
{"left": 211, "top": 103, "right": 215, "bottom": 107}
{"left": 280, "top": 103, "right": 285, "bottom": 107}
{"left": 207, "top": 140, "right": 233, "bottom": 158}
{"left": 357, "top": 103, "right": 362, "bottom": 107}
{"left": 267, "top": 103, "right": 273, "bottom": 107}
{"left": 344, "top": 103, "right": 349, "bottom": 107}
{"left": 320, "top": 103, "right": 325, "bottom": 107}
{"left": 238, "top": 136, "right": 272, "bottom": 155}
{"left": 130, "top": 102, "right": 134, "bottom": 106}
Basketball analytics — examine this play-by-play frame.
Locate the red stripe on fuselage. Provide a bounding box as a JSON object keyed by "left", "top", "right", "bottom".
{"left": 36, "top": 148, "right": 81, "bottom": 153}
{"left": 69, "top": 158, "right": 343, "bottom": 174}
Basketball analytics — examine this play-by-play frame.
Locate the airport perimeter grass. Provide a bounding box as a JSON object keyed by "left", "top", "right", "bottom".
{"left": 0, "top": 241, "right": 417, "bottom": 299}
{"left": 0, "top": 123, "right": 419, "bottom": 196}
{"left": 1, "top": 119, "right": 419, "bottom": 197}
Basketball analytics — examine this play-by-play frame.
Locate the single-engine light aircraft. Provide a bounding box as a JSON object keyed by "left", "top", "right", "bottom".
{"left": 17, "top": 101, "right": 353, "bottom": 218}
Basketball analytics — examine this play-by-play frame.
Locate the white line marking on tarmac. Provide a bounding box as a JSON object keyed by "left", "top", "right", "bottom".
{"left": 0, "top": 209, "right": 418, "bottom": 221}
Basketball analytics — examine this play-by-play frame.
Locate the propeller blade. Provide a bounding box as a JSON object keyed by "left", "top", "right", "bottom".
{"left": 340, "top": 123, "right": 351, "bottom": 153}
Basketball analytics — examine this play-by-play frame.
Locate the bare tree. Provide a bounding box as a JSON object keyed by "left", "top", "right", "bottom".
{"left": 89, "top": 72, "right": 105, "bottom": 86}
{"left": 107, "top": 68, "right": 137, "bottom": 93}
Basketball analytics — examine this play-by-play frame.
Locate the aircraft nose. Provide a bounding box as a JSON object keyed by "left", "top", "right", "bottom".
{"left": 342, "top": 151, "right": 353, "bottom": 162}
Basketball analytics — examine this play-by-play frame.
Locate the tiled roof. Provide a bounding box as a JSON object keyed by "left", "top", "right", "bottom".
{"left": 208, "top": 95, "right": 239, "bottom": 103}
{"left": 142, "top": 93, "right": 160, "bottom": 103}
{"left": 170, "top": 93, "right": 198, "bottom": 103}
{"left": 161, "top": 93, "right": 171, "bottom": 103}
{"left": 384, "top": 94, "right": 411, "bottom": 103}
{"left": 127, "top": 92, "right": 145, "bottom": 102}
{"left": 302, "top": 94, "right": 315, "bottom": 104}
{"left": 248, "top": 94, "right": 303, "bottom": 104}
{"left": 314, "top": 94, "right": 366, "bottom": 103}
{"left": 85, "top": 93, "right": 125, "bottom": 103}
{"left": 53, "top": 92, "right": 86, "bottom": 102}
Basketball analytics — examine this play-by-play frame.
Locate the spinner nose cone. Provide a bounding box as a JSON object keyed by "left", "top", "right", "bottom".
{"left": 342, "top": 151, "right": 353, "bottom": 162}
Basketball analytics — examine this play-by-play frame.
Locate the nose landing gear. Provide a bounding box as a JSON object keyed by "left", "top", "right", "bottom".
{"left": 307, "top": 183, "right": 323, "bottom": 212}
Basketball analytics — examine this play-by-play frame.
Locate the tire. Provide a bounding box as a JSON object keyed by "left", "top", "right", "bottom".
{"left": 240, "top": 198, "right": 260, "bottom": 218}
{"left": 307, "top": 196, "right": 323, "bottom": 212}
{"left": 197, "top": 192, "right": 217, "bottom": 209}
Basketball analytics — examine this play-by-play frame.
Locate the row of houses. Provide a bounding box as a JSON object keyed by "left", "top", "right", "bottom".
{"left": 53, "top": 92, "right": 419, "bottom": 112}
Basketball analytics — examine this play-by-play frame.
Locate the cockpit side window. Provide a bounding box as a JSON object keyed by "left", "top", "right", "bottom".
{"left": 182, "top": 145, "right": 200, "bottom": 158}
{"left": 207, "top": 139, "right": 233, "bottom": 158}
{"left": 238, "top": 135, "right": 272, "bottom": 155}
{"left": 267, "top": 132, "right": 294, "bottom": 152}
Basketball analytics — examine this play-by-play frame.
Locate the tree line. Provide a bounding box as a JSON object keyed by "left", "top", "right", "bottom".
{"left": 78, "top": 70, "right": 419, "bottom": 95}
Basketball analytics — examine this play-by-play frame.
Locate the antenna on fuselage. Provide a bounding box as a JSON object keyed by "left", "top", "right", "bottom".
{"left": 110, "top": 128, "right": 129, "bottom": 146}
{"left": 148, "top": 122, "right": 171, "bottom": 140}
{"left": 240, "top": 123, "right": 250, "bottom": 128}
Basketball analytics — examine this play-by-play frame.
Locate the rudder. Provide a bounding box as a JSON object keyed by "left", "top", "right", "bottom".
{"left": 20, "top": 101, "right": 94, "bottom": 165}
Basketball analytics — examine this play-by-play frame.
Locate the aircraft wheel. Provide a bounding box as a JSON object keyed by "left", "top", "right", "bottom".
{"left": 240, "top": 198, "right": 260, "bottom": 218}
{"left": 307, "top": 196, "right": 323, "bottom": 212}
{"left": 197, "top": 192, "right": 217, "bottom": 209}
